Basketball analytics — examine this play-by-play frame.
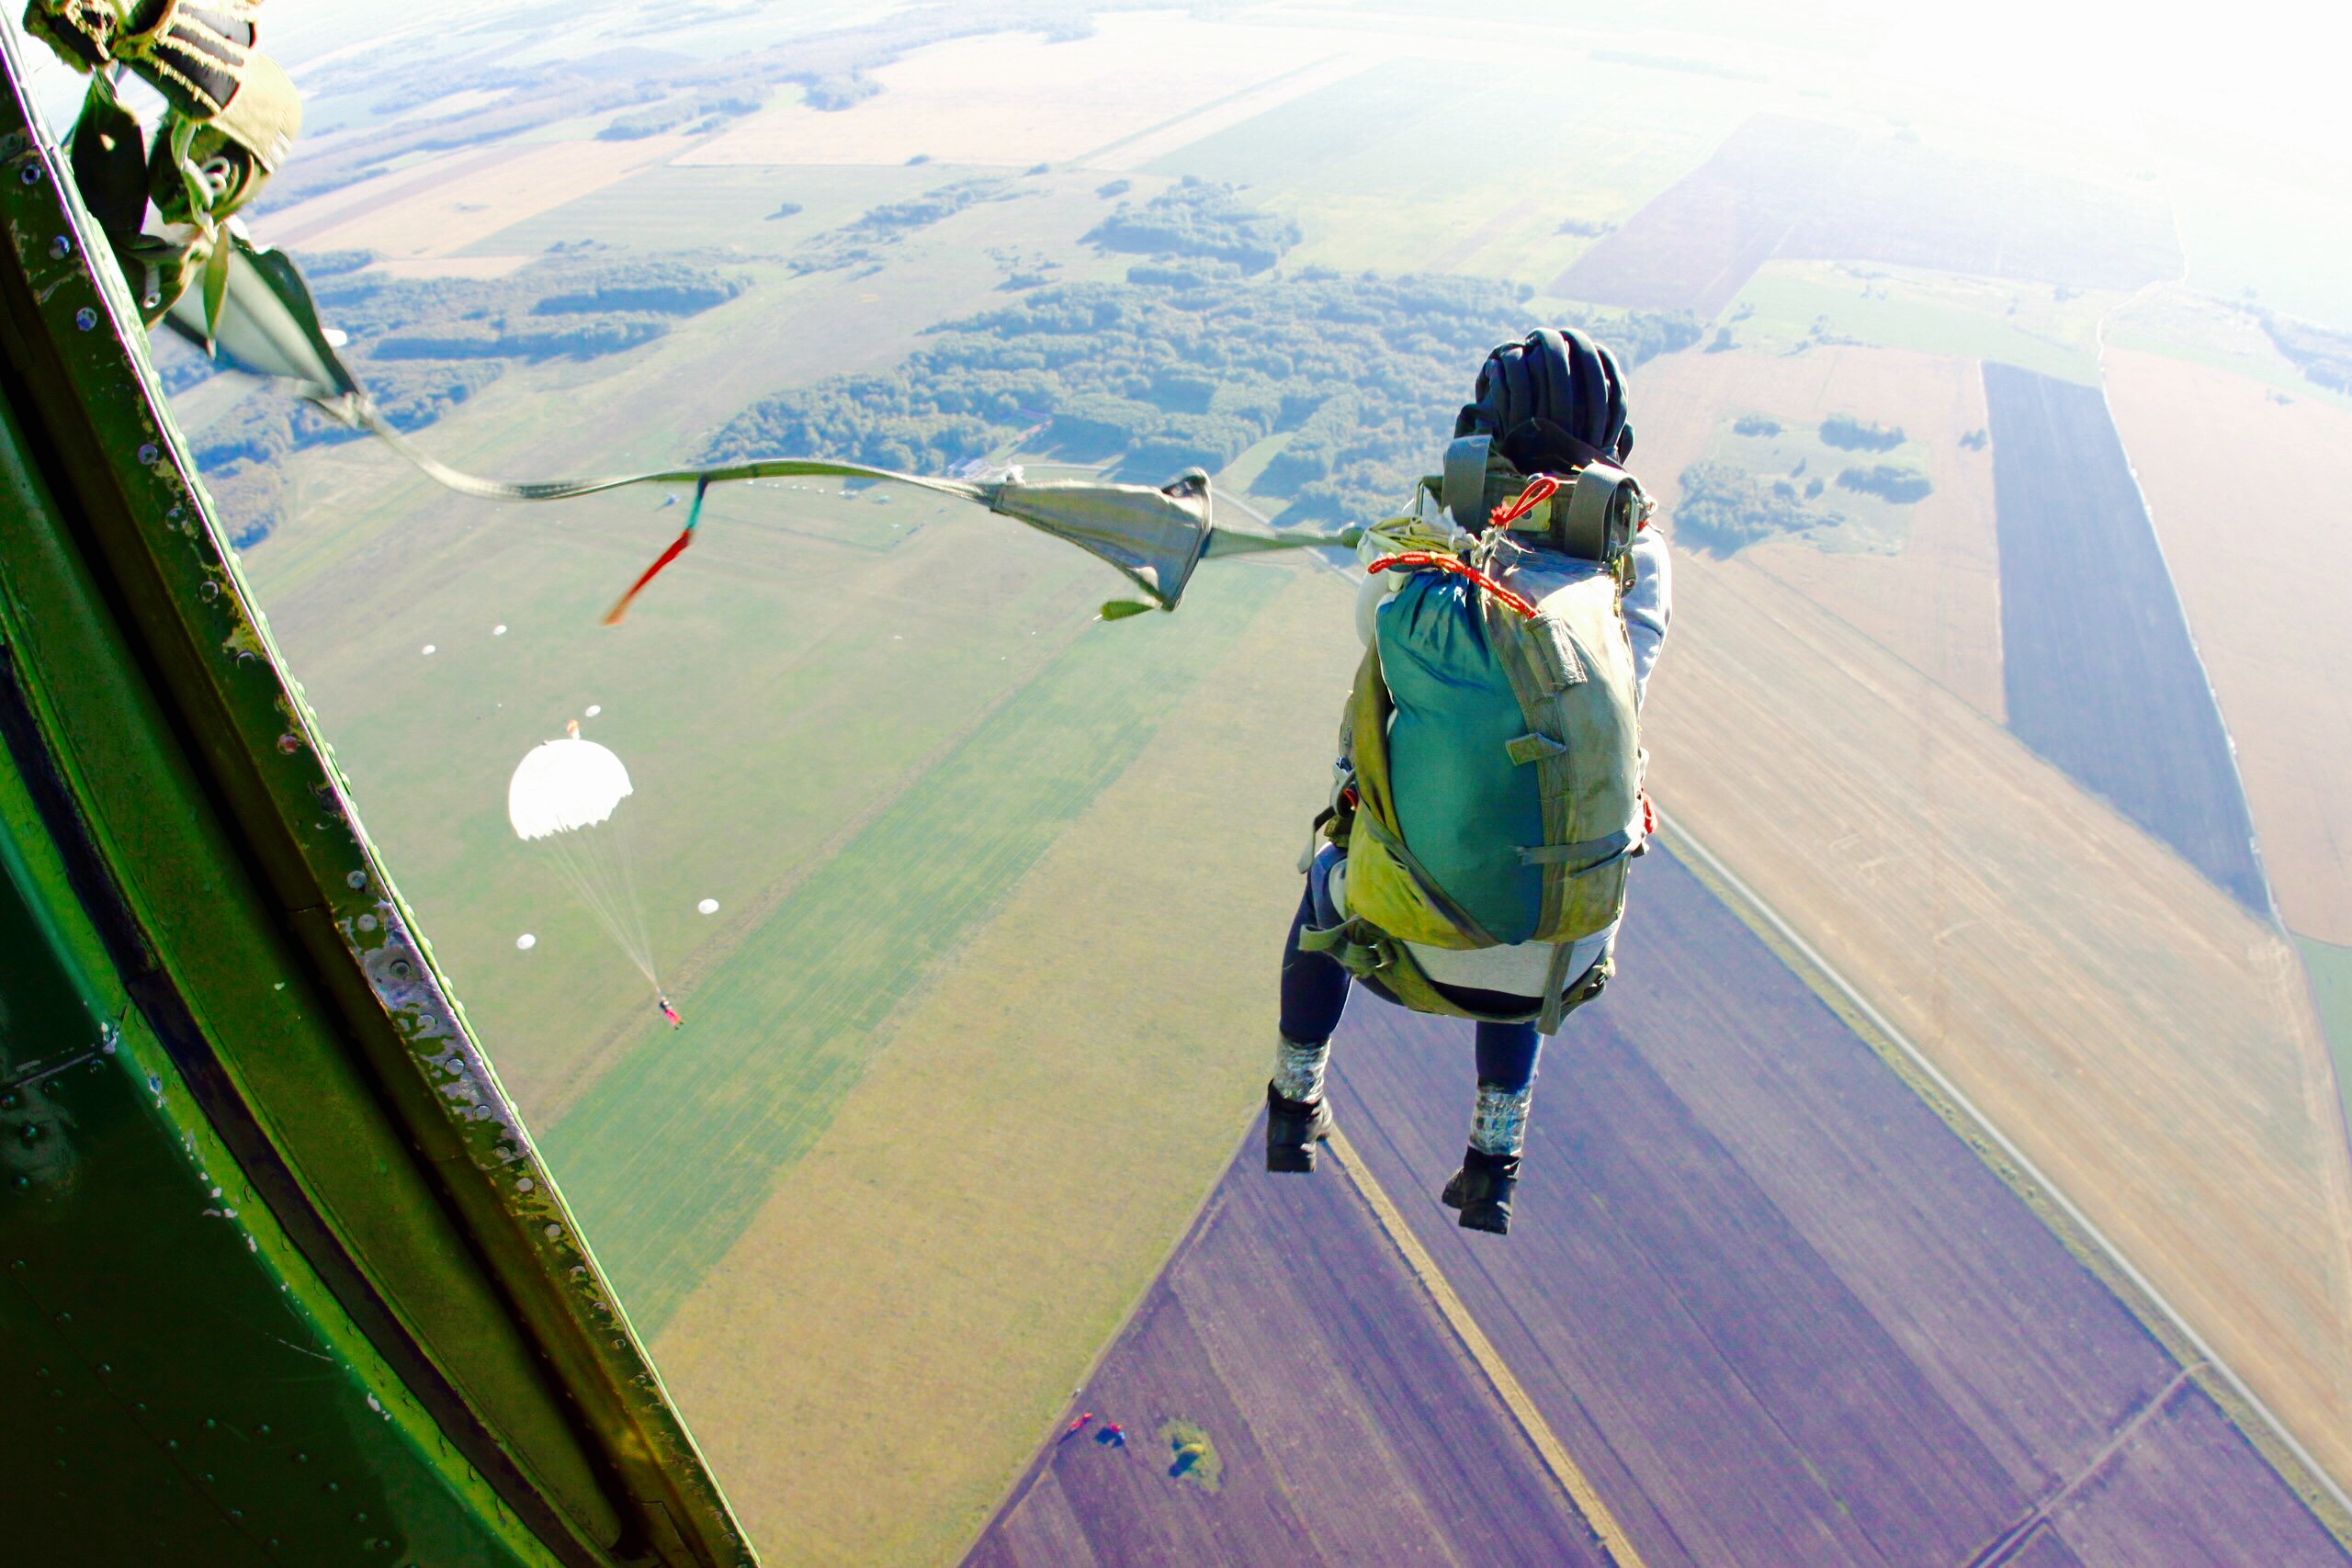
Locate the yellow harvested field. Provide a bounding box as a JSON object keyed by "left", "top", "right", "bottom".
{"left": 261, "top": 142, "right": 520, "bottom": 247}
{"left": 1632, "top": 355, "right": 2352, "bottom": 1486}
{"left": 2106, "top": 348, "right": 2352, "bottom": 943}
{"left": 1640, "top": 345, "right": 2005, "bottom": 721}
{"left": 266, "top": 136, "right": 692, "bottom": 258}
{"left": 650, "top": 565, "right": 1361, "bottom": 1566}
{"left": 680, "top": 12, "right": 1366, "bottom": 169}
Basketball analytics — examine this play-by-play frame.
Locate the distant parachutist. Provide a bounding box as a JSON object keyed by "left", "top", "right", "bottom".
{"left": 1058, "top": 1412, "right": 1094, "bottom": 1444}
{"left": 658, "top": 993, "right": 683, "bottom": 1029}
{"left": 1094, "top": 1422, "right": 1126, "bottom": 1450}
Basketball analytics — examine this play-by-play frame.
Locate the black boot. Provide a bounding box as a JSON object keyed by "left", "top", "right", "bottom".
{"left": 1442, "top": 1146, "right": 1521, "bottom": 1234}
{"left": 1265, "top": 1081, "right": 1335, "bottom": 1173}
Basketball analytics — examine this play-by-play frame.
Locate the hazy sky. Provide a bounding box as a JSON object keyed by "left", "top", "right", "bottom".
{"left": 1870, "top": 0, "right": 2352, "bottom": 165}
{"left": 12, "top": 1, "right": 2349, "bottom": 190}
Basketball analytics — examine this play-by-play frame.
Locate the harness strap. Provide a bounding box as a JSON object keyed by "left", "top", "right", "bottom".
{"left": 1517, "top": 830, "right": 1638, "bottom": 871}
{"left": 1354, "top": 810, "right": 1503, "bottom": 948}
{"left": 1442, "top": 433, "right": 1493, "bottom": 531}
{"left": 1504, "top": 731, "right": 1566, "bottom": 765}
{"left": 1304, "top": 915, "right": 1614, "bottom": 1034}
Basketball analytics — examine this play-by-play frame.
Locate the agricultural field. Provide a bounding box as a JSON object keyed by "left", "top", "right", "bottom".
{"left": 1728, "top": 260, "right": 2107, "bottom": 383}
{"left": 2305, "top": 938, "right": 2352, "bottom": 1148}
{"left": 2102, "top": 348, "right": 2352, "bottom": 943}
{"left": 262, "top": 134, "right": 699, "bottom": 257}
{"left": 967, "top": 1152, "right": 1611, "bottom": 1567}
{"left": 1596, "top": 317, "right": 2352, "bottom": 1500}
{"left": 1558, "top": 112, "right": 2178, "bottom": 316}
{"left": 676, "top": 12, "right": 1355, "bottom": 171}
{"left": 1627, "top": 533, "right": 2352, "bottom": 1492}
{"left": 2106, "top": 286, "right": 2352, "bottom": 406}
{"left": 540, "top": 563, "right": 1292, "bottom": 1334}
{"left": 643, "top": 563, "right": 1363, "bottom": 1563}
{"left": 976, "top": 847, "right": 2350, "bottom": 1564}
{"left": 1684, "top": 405, "right": 1938, "bottom": 557}
{"left": 1141, "top": 51, "right": 1762, "bottom": 283}
{"left": 1634, "top": 344, "right": 2006, "bottom": 725}
{"left": 85, "top": 0, "right": 2352, "bottom": 1553}
{"left": 1982, "top": 362, "right": 2267, "bottom": 912}
{"left": 1560, "top": 115, "right": 1860, "bottom": 317}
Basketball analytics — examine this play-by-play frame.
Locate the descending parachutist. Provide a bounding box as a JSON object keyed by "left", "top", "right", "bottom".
{"left": 659, "top": 993, "right": 683, "bottom": 1030}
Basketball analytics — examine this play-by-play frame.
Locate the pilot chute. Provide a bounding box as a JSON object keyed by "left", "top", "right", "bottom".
{"left": 508, "top": 726, "right": 657, "bottom": 987}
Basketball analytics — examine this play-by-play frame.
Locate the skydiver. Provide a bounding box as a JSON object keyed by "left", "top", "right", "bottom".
{"left": 1058, "top": 1411, "right": 1094, "bottom": 1444}
{"left": 1095, "top": 1422, "right": 1126, "bottom": 1450}
{"left": 658, "top": 992, "right": 683, "bottom": 1029}
{"left": 1265, "top": 329, "right": 1672, "bottom": 1236}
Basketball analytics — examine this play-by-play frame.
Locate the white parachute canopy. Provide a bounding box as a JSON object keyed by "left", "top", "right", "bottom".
{"left": 508, "top": 731, "right": 657, "bottom": 986}
{"left": 509, "top": 736, "right": 633, "bottom": 840}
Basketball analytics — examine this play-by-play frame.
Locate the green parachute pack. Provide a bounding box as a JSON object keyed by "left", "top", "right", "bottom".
{"left": 1302, "top": 434, "right": 1653, "bottom": 1033}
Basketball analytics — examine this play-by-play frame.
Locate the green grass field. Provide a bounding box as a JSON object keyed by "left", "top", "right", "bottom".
{"left": 539, "top": 562, "right": 1290, "bottom": 1334}
{"left": 1727, "top": 260, "right": 2104, "bottom": 381}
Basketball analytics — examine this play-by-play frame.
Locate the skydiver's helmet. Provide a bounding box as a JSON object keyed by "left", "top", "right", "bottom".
{"left": 1448, "top": 327, "right": 1646, "bottom": 566}
{"left": 1455, "top": 326, "right": 1636, "bottom": 475}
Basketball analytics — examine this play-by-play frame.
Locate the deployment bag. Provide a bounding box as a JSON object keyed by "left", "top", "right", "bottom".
{"left": 1306, "top": 458, "right": 1649, "bottom": 1031}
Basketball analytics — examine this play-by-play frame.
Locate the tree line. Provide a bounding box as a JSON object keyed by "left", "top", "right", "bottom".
{"left": 707, "top": 264, "right": 1700, "bottom": 522}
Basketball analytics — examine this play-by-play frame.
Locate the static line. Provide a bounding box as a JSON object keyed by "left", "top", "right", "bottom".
{"left": 1657, "top": 809, "right": 2352, "bottom": 1525}
{"left": 1327, "top": 1127, "right": 1650, "bottom": 1568}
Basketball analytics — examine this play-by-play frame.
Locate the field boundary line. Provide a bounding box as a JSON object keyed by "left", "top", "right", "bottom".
{"left": 1327, "top": 1126, "right": 1649, "bottom": 1568}
{"left": 1069, "top": 51, "right": 1352, "bottom": 167}
{"left": 947, "top": 1122, "right": 1257, "bottom": 1567}
{"left": 1657, "top": 809, "right": 2352, "bottom": 1527}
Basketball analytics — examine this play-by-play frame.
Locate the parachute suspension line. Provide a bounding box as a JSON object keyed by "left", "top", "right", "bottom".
{"left": 600, "top": 800, "right": 658, "bottom": 986}
{"left": 603, "top": 477, "right": 709, "bottom": 627}
{"left": 538, "top": 827, "right": 658, "bottom": 988}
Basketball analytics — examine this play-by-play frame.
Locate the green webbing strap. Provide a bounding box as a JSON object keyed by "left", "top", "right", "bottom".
{"left": 1517, "top": 830, "right": 1636, "bottom": 870}
{"left": 1442, "top": 434, "right": 1492, "bottom": 531}
{"left": 1528, "top": 615, "right": 1588, "bottom": 691}
{"left": 1354, "top": 808, "right": 1501, "bottom": 949}
{"left": 1296, "top": 922, "right": 1388, "bottom": 973}
{"left": 1556, "top": 461, "right": 1638, "bottom": 564}
{"left": 1303, "top": 914, "right": 1609, "bottom": 1034}
{"left": 1537, "top": 941, "right": 1579, "bottom": 1033}
{"left": 1504, "top": 731, "right": 1566, "bottom": 765}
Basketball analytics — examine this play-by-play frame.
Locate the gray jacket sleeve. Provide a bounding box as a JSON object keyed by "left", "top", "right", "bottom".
{"left": 1623, "top": 526, "right": 1672, "bottom": 709}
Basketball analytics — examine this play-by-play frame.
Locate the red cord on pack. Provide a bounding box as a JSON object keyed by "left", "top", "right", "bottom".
{"left": 1487, "top": 472, "right": 1562, "bottom": 531}
{"left": 1366, "top": 552, "right": 1539, "bottom": 617}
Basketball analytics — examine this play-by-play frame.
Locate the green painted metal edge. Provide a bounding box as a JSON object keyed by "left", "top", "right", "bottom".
{"left": 0, "top": 706, "right": 562, "bottom": 1566}
{"left": 0, "top": 25, "right": 756, "bottom": 1568}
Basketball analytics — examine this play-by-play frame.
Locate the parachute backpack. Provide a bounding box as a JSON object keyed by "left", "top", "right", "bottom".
{"left": 1303, "top": 328, "right": 1653, "bottom": 1033}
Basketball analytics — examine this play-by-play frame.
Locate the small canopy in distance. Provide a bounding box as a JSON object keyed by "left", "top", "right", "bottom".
{"left": 509, "top": 736, "right": 633, "bottom": 841}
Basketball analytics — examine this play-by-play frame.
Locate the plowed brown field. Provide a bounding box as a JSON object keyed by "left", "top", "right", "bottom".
{"left": 2105, "top": 348, "right": 2352, "bottom": 944}
{"left": 1642, "top": 344, "right": 2004, "bottom": 721}
{"left": 1628, "top": 346, "right": 2352, "bottom": 1491}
